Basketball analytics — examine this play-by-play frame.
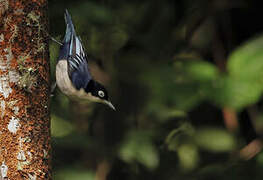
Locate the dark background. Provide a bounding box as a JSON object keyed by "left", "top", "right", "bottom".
{"left": 49, "top": 0, "right": 263, "bottom": 179}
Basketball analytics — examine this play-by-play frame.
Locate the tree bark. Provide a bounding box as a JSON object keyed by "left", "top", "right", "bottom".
{"left": 0, "top": 0, "right": 51, "bottom": 179}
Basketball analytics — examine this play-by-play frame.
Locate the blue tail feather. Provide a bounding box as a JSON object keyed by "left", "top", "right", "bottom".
{"left": 58, "top": 9, "right": 76, "bottom": 60}
{"left": 64, "top": 9, "right": 76, "bottom": 43}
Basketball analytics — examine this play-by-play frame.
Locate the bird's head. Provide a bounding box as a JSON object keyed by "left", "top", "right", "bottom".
{"left": 84, "top": 80, "right": 115, "bottom": 110}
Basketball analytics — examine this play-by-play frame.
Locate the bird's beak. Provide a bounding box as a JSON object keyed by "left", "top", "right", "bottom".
{"left": 104, "top": 101, "right": 116, "bottom": 111}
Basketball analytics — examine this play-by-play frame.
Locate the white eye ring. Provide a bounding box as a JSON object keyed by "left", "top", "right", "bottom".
{"left": 98, "top": 90, "right": 105, "bottom": 98}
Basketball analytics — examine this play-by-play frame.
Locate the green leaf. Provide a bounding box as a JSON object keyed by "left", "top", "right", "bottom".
{"left": 146, "top": 104, "right": 187, "bottom": 122}
{"left": 119, "top": 131, "right": 159, "bottom": 170}
{"left": 227, "top": 34, "right": 263, "bottom": 80}
{"left": 194, "top": 127, "right": 236, "bottom": 152}
{"left": 177, "top": 144, "right": 199, "bottom": 171}
{"left": 172, "top": 61, "right": 219, "bottom": 110}
{"left": 143, "top": 62, "right": 217, "bottom": 111}
{"left": 211, "top": 76, "right": 263, "bottom": 110}
{"left": 165, "top": 123, "right": 195, "bottom": 151}
{"left": 180, "top": 60, "right": 219, "bottom": 82}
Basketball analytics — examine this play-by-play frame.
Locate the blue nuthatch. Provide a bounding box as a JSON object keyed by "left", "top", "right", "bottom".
{"left": 55, "top": 10, "right": 115, "bottom": 110}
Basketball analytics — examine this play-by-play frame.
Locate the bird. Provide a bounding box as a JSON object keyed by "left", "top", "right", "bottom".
{"left": 55, "top": 9, "right": 115, "bottom": 110}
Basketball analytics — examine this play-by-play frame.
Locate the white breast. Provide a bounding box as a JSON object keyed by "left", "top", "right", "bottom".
{"left": 56, "top": 60, "right": 78, "bottom": 96}
{"left": 55, "top": 60, "right": 102, "bottom": 102}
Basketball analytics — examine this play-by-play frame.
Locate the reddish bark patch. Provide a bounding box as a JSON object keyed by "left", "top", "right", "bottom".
{"left": 0, "top": 0, "right": 51, "bottom": 179}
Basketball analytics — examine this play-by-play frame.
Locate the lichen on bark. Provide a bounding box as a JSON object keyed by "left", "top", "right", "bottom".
{"left": 0, "top": 0, "right": 51, "bottom": 179}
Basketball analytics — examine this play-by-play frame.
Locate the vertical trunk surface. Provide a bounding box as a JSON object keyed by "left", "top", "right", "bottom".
{"left": 0, "top": 0, "right": 51, "bottom": 179}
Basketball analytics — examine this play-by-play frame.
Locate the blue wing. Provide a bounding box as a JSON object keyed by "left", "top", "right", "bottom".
{"left": 59, "top": 9, "right": 92, "bottom": 90}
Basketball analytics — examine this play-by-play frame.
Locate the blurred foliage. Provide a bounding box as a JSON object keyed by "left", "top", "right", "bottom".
{"left": 119, "top": 130, "right": 159, "bottom": 170}
{"left": 54, "top": 168, "right": 95, "bottom": 180}
{"left": 49, "top": 0, "right": 263, "bottom": 179}
{"left": 194, "top": 127, "right": 237, "bottom": 152}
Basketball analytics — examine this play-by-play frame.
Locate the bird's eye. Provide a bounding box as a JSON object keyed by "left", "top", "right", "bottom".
{"left": 98, "top": 90, "right": 105, "bottom": 98}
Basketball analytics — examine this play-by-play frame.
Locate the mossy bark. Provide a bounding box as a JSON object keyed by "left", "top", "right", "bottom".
{"left": 0, "top": 0, "right": 51, "bottom": 179}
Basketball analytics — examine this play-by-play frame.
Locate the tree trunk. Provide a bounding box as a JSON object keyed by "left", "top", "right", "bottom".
{"left": 0, "top": 0, "right": 51, "bottom": 179}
